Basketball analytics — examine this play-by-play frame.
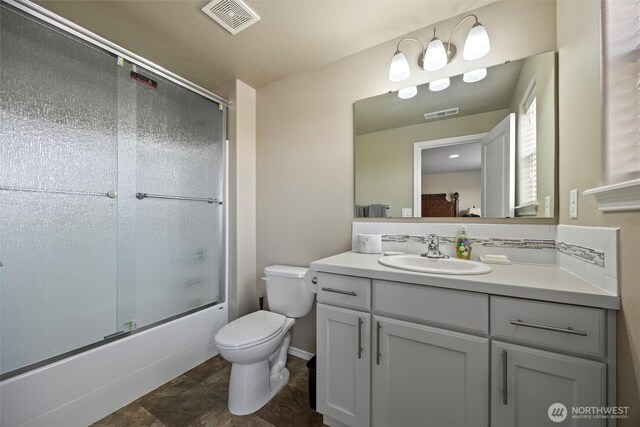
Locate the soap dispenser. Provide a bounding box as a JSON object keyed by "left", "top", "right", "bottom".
{"left": 455, "top": 226, "right": 472, "bottom": 260}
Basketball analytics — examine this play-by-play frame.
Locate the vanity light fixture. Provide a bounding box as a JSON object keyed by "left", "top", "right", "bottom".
{"left": 398, "top": 86, "right": 418, "bottom": 99}
{"left": 463, "top": 68, "right": 487, "bottom": 83}
{"left": 388, "top": 14, "right": 491, "bottom": 82}
{"left": 429, "top": 77, "right": 450, "bottom": 92}
{"left": 449, "top": 154, "right": 460, "bottom": 158}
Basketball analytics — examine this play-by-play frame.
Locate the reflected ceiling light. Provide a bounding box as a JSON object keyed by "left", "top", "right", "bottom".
{"left": 449, "top": 154, "right": 460, "bottom": 158}
{"left": 398, "top": 86, "right": 418, "bottom": 99}
{"left": 463, "top": 68, "right": 487, "bottom": 83}
{"left": 429, "top": 77, "right": 450, "bottom": 92}
{"left": 387, "top": 14, "right": 490, "bottom": 82}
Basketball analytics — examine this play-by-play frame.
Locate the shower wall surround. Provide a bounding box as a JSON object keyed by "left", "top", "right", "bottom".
{"left": 352, "top": 222, "right": 619, "bottom": 295}
{"left": 0, "top": 3, "right": 226, "bottom": 377}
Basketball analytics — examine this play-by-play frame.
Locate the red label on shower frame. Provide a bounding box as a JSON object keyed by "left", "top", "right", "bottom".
{"left": 130, "top": 71, "right": 157, "bottom": 89}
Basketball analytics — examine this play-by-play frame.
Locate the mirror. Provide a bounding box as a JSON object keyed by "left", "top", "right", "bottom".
{"left": 355, "top": 50, "right": 556, "bottom": 219}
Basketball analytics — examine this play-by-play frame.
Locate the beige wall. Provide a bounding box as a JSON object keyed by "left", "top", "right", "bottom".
{"left": 422, "top": 171, "right": 482, "bottom": 214}
{"left": 226, "top": 79, "right": 258, "bottom": 321}
{"left": 557, "top": 0, "right": 640, "bottom": 423}
{"left": 256, "top": 0, "right": 557, "bottom": 353}
{"left": 508, "top": 51, "right": 556, "bottom": 217}
{"left": 355, "top": 110, "right": 507, "bottom": 217}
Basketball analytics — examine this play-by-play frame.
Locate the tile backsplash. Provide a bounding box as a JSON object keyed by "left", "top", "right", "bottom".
{"left": 353, "top": 222, "right": 558, "bottom": 265}
{"left": 352, "top": 222, "right": 619, "bottom": 296}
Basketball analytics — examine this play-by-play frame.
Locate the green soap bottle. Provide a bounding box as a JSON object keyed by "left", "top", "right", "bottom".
{"left": 455, "top": 226, "right": 472, "bottom": 260}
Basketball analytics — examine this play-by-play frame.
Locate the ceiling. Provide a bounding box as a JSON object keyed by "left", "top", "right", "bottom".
{"left": 34, "top": 0, "right": 497, "bottom": 98}
{"left": 422, "top": 142, "right": 481, "bottom": 175}
{"left": 356, "top": 58, "right": 524, "bottom": 135}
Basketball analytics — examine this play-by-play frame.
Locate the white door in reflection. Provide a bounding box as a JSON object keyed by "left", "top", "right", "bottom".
{"left": 481, "top": 114, "right": 516, "bottom": 218}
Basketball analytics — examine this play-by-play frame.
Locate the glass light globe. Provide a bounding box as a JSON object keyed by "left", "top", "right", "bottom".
{"left": 463, "top": 23, "right": 491, "bottom": 60}
{"left": 429, "top": 77, "right": 450, "bottom": 92}
{"left": 423, "top": 37, "right": 448, "bottom": 71}
{"left": 398, "top": 86, "right": 417, "bottom": 99}
{"left": 389, "top": 50, "right": 410, "bottom": 82}
{"left": 463, "top": 68, "right": 487, "bottom": 83}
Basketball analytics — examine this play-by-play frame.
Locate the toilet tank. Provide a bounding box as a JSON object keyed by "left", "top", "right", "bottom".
{"left": 264, "top": 265, "right": 315, "bottom": 318}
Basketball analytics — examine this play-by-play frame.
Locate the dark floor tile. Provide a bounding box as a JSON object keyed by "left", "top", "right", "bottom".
{"left": 255, "top": 384, "right": 323, "bottom": 427}
{"left": 97, "top": 355, "right": 323, "bottom": 427}
{"left": 201, "top": 364, "right": 232, "bottom": 399}
{"left": 91, "top": 402, "right": 166, "bottom": 427}
{"left": 184, "top": 355, "right": 231, "bottom": 384}
{"left": 187, "top": 399, "right": 275, "bottom": 427}
{"left": 285, "top": 357, "right": 311, "bottom": 393}
{"left": 138, "top": 375, "right": 222, "bottom": 427}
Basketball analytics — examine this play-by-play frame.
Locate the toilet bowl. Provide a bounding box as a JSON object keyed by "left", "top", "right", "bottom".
{"left": 214, "top": 265, "right": 315, "bottom": 415}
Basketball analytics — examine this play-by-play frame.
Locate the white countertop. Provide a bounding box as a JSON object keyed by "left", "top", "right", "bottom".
{"left": 310, "top": 252, "right": 620, "bottom": 310}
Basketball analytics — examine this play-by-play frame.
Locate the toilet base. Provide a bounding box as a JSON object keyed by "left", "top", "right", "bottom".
{"left": 228, "top": 361, "right": 290, "bottom": 415}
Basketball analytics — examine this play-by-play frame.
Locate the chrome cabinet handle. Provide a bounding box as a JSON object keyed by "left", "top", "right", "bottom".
{"left": 502, "top": 350, "right": 508, "bottom": 405}
{"left": 510, "top": 319, "right": 588, "bottom": 336}
{"left": 320, "top": 287, "right": 357, "bottom": 296}
{"left": 376, "top": 321, "right": 381, "bottom": 365}
{"left": 357, "top": 318, "right": 363, "bottom": 359}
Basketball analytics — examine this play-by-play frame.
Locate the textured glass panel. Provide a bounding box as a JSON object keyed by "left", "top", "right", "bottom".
{"left": 0, "top": 6, "right": 118, "bottom": 192}
{"left": 0, "top": 192, "right": 117, "bottom": 374}
{"left": 135, "top": 200, "right": 222, "bottom": 325}
{"left": 0, "top": 6, "right": 118, "bottom": 374}
{"left": 132, "top": 67, "right": 224, "bottom": 328}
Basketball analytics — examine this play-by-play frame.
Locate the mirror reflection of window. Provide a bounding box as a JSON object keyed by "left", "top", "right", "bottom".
{"left": 517, "top": 85, "right": 538, "bottom": 214}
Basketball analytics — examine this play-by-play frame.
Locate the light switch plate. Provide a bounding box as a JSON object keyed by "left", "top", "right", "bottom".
{"left": 569, "top": 189, "right": 578, "bottom": 219}
{"left": 401, "top": 208, "right": 412, "bottom": 217}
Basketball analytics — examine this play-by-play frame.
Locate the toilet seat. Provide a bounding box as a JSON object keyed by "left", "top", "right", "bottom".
{"left": 215, "top": 311, "right": 287, "bottom": 351}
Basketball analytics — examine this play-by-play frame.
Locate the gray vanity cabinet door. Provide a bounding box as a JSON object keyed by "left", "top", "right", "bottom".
{"left": 316, "top": 303, "right": 370, "bottom": 427}
{"left": 372, "top": 316, "right": 489, "bottom": 427}
{"left": 491, "top": 341, "right": 606, "bottom": 427}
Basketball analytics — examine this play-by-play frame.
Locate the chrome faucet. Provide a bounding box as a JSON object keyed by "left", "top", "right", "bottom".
{"left": 421, "top": 234, "right": 449, "bottom": 259}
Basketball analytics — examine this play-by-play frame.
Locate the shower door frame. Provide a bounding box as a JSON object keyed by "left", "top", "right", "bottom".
{"left": 0, "top": 0, "right": 229, "bottom": 381}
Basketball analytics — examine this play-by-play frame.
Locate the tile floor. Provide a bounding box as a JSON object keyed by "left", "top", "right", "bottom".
{"left": 92, "top": 355, "right": 324, "bottom": 427}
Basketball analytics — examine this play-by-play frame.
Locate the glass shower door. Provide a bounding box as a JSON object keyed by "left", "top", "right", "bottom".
{"left": 0, "top": 5, "right": 119, "bottom": 374}
{"left": 126, "top": 66, "right": 225, "bottom": 329}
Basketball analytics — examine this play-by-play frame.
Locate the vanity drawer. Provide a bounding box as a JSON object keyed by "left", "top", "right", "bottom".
{"left": 316, "top": 272, "right": 371, "bottom": 311}
{"left": 490, "top": 296, "right": 606, "bottom": 358}
{"left": 373, "top": 280, "right": 489, "bottom": 335}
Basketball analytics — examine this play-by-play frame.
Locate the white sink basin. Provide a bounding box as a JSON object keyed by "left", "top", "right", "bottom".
{"left": 378, "top": 254, "right": 492, "bottom": 275}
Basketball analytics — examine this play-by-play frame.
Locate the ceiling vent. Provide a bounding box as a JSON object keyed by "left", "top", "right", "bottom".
{"left": 201, "top": 0, "right": 260, "bottom": 35}
{"left": 424, "top": 108, "right": 459, "bottom": 120}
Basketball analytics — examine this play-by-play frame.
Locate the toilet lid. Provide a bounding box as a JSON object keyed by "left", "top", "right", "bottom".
{"left": 215, "top": 310, "right": 287, "bottom": 349}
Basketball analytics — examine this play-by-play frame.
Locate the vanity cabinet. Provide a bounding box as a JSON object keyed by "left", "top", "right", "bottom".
{"left": 315, "top": 272, "right": 614, "bottom": 427}
{"left": 491, "top": 341, "right": 606, "bottom": 427}
{"left": 315, "top": 273, "right": 372, "bottom": 426}
{"left": 372, "top": 316, "right": 489, "bottom": 427}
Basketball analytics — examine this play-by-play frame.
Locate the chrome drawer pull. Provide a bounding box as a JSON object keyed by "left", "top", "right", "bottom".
{"left": 502, "top": 350, "right": 508, "bottom": 405}
{"left": 510, "top": 319, "right": 588, "bottom": 336}
{"left": 321, "top": 287, "right": 357, "bottom": 296}
{"left": 357, "top": 318, "right": 363, "bottom": 359}
{"left": 376, "top": 321, "right": 382, "bottom": 365}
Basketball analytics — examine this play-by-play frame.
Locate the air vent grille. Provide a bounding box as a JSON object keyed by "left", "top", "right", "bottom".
{"left": 201, "top": 0, "right": 260, "bottom": 35}
{"left": 424, "top": 108, "right": 459, "bottom": 120}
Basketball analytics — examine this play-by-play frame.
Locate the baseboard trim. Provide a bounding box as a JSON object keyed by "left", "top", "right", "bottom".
{"left": 287, "top": 346, "right": 314, "bottom": 360}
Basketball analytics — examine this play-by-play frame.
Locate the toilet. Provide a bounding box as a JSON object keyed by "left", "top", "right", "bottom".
{"left": 214, "top": 265, "right": 315, "bottom": 415}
